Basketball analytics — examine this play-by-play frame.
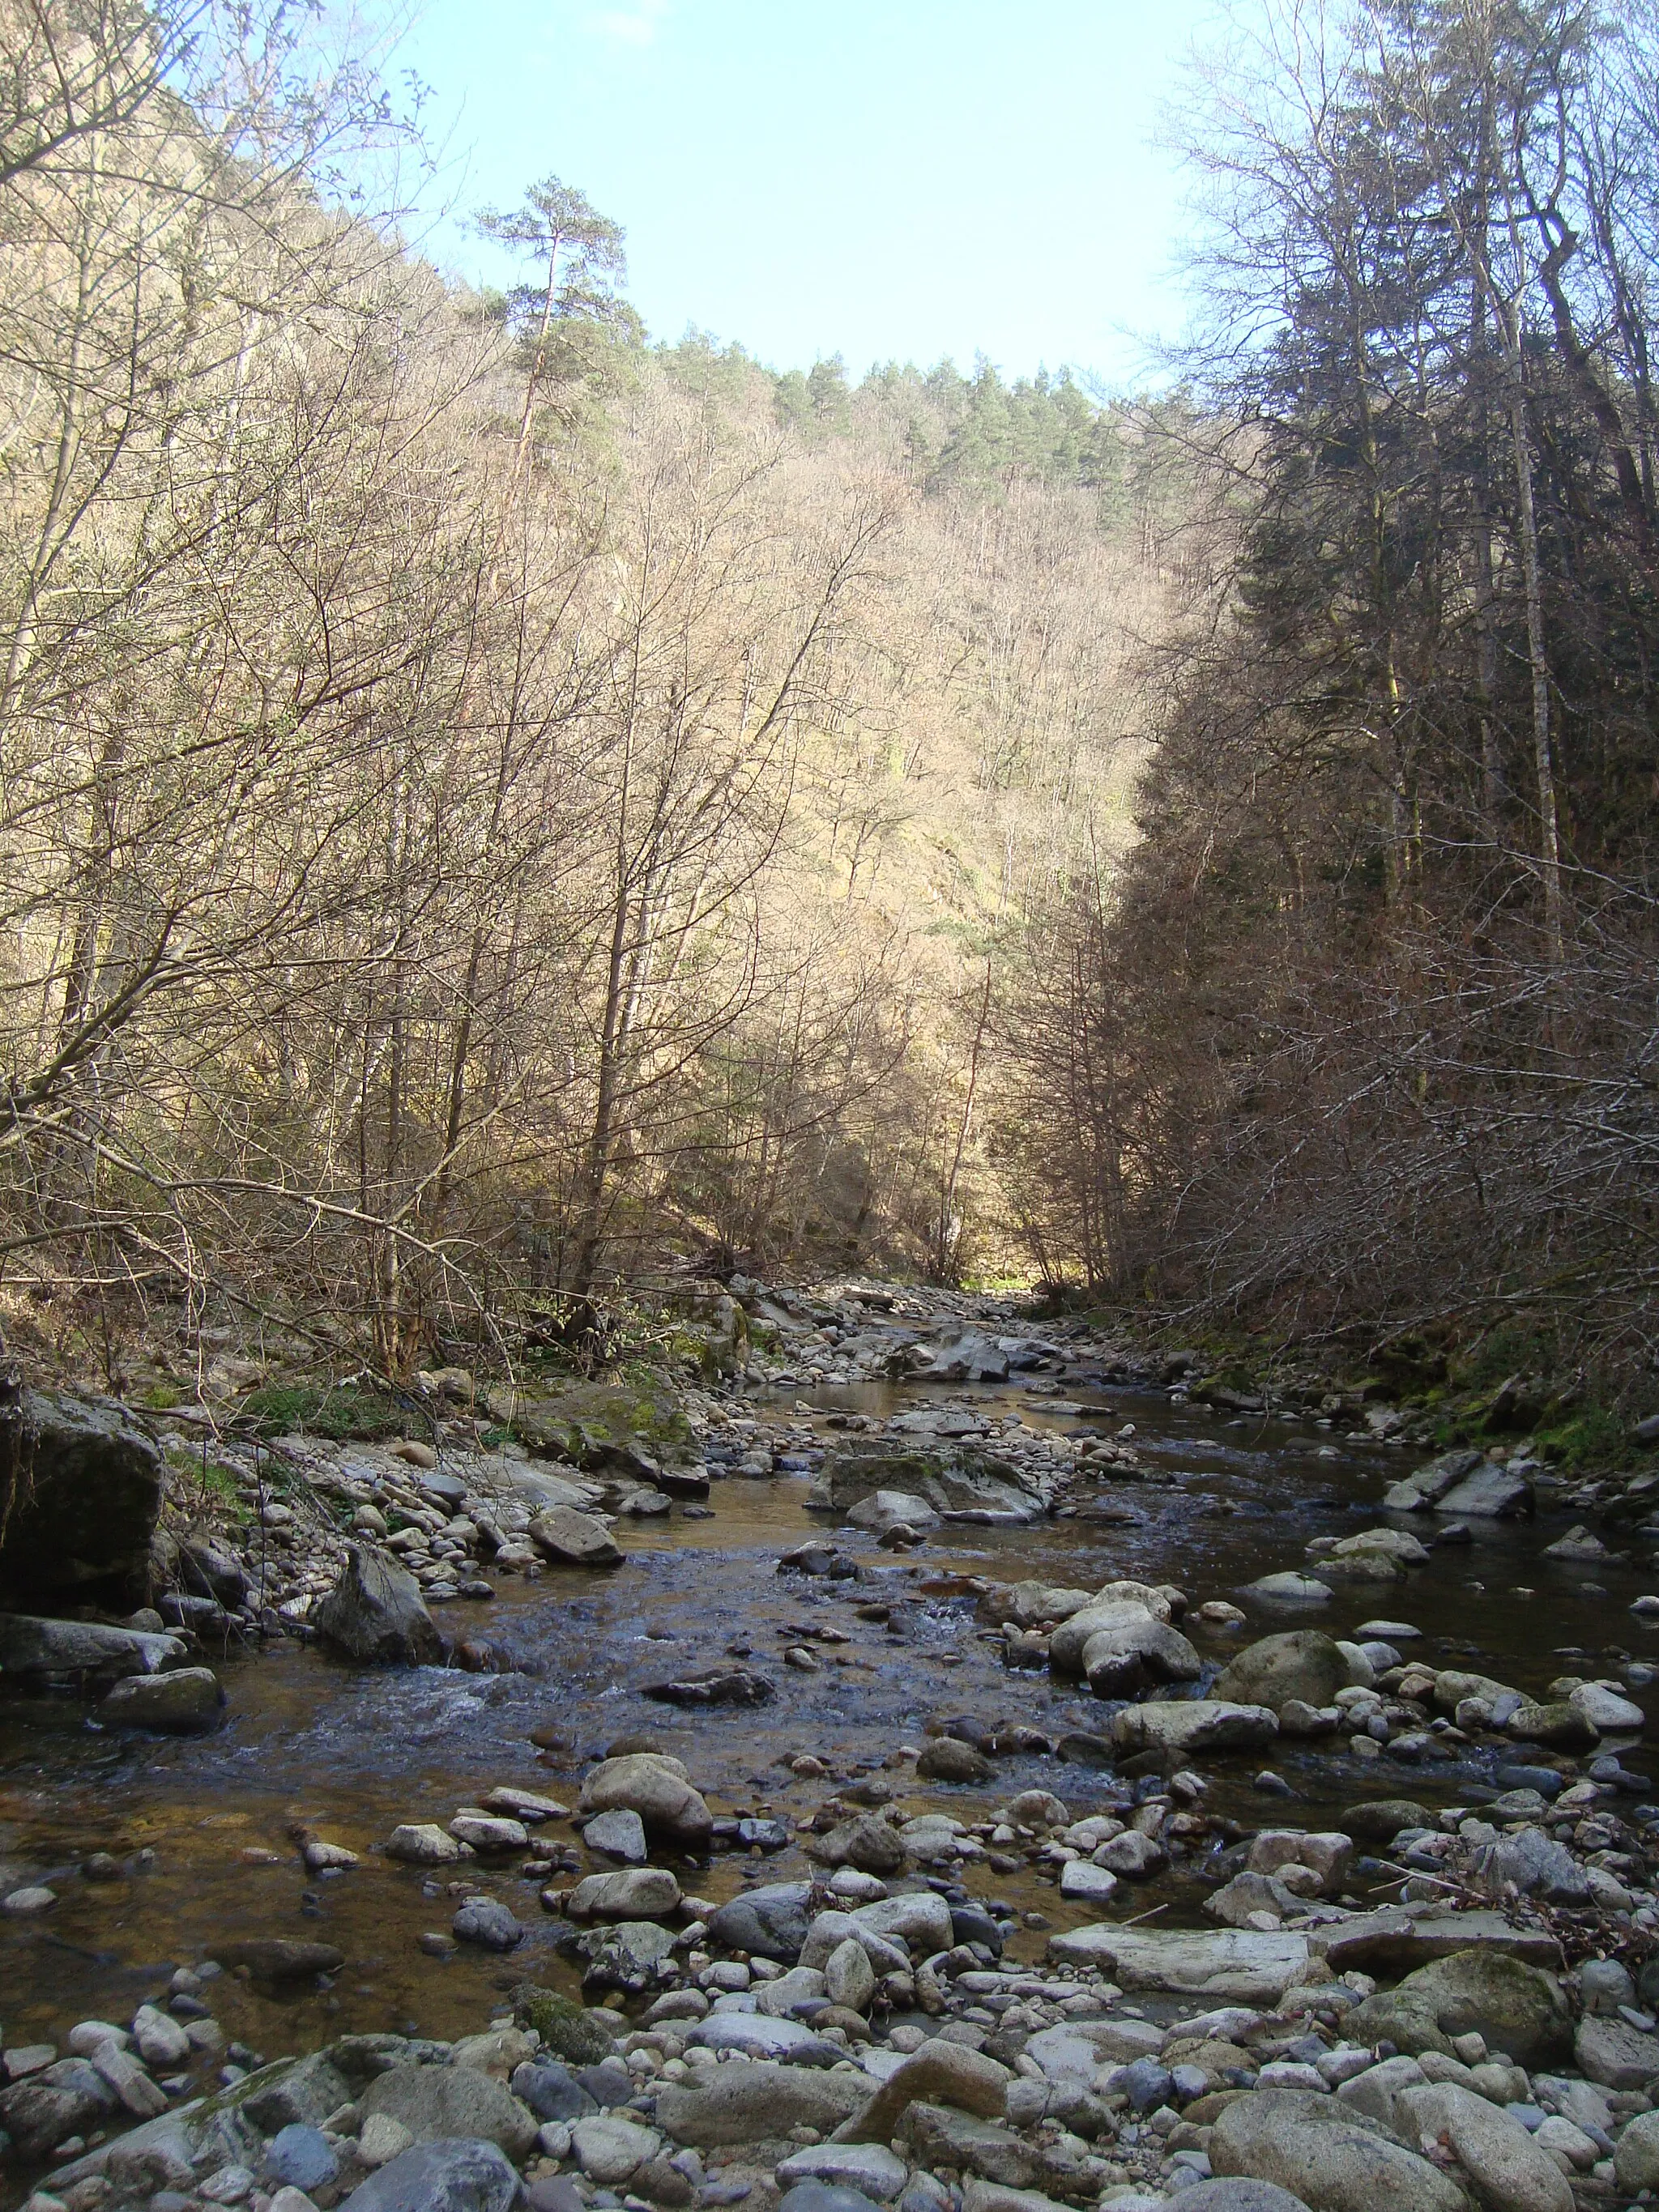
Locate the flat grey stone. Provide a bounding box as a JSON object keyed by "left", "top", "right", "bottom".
{"left": 686, "top": 2014, "right": 838, "bottom": 2063}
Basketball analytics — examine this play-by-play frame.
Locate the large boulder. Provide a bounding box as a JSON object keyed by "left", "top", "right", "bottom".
{"left": 0, "top": 1613, "right": 186, "bottom": 1678}
{"left": 1081, "top": 1615, "right": 1202, "bottom": 1698}
{"left": 810, "top": 1443, "right": 1042, "bottom": 1523}
{"left": 1507, "top": 1699, "right": 1598, "bottom": 1750}
{"left": 313, "top": 1545, "right": 442, "bottom": 1665}
{"left": 338, "top": 2137, "right": 521, "bottom": 2212}
{"left": 685, "top": 2015, "right": 841, "bottom": 2064}
{"left": 1382, "top": 1449, "right": 1486, "bottom": 1511}
{"left": 654, "top": 2059, "right": 871, "bottom": 2146}
{"left": 840, "top": 2043, "right": 1009, "bottom": 2143}
{"left": 1471, "top": 1826, "right": 1589, "bottom": 1903}
{"left": 212, "top": 1944, "right": 345, "bottom": 1990}
{"left": 0, "top": 1391, "right": 165, "bottom": 1610}
{"left": 1339, "top": 1800, "right": 1433, "bottom": 1844}
{"left": 976, "top": 1581, "right": 1095, "bottom": 1630}
{"left": 0, "top": 2061, "right": 116, "bottom": 2158}
{"left": 1311, "top": 1907, "right": 1563, "bottom": 1980}
{"left": 100, "top": 1666, "right": 224, "bottom": 1733}
{"left": 566, "top": 1868, "right": 680, "bottom": 1923}
{"left": 1110, "top": 1700, "right": 1278, "bottom": 1757}
{"left": 1437, "top": 1462, "right": 1533, "bottom": 1516}
{"left": 845, "top": 1490, "right": 940, "bottom": 1534}
{"left": 577, "top": 1753, "right": 712, "bottom": 1848}
{"left": 577, "top": 1918, "right": 676, "bottom": 1994}
{"left": 1049, "top": 1599, "right": 1170, "bottom": 1677}
{"left": 483, "top": 1378, "right": 699, "bottom": 1483}
{"left": 1574, "top": 2014, "right": 1659, "bottom": 2090}
{"left": 528, "top": 1507, "right": 622, "bottom": 1567}
{"left": 809, "top": 1813, "right": 907, "bottom": 1874}
{"left": 895, "top": 2103, "right": 1083, "bottom": 2194}
{"left": 1394, "top": 2082, "right": 1571, "bottom": 2212}
{"left": 1047, "top": 1925, "right": 1310, "bottom": 2001}
{"left": 1614, "top": 2108, "right": 1659, "bottom": 2196}
{"left": 1350, "top": 1950, "right": 1571, "bottom": 2068}
{"left": 1386, "top": 1450, "right": 1532, "bottom": 1517}
{"left": 1171, "top": 2187, "right": 1318, "bottom": 2212}
{"left": 180, "top": 1533, "right": 249, "bottom": 1608}
{"left": 1209, "top": 2090, "right": 1469, "bottom": 2212}
{"left": 1215, "top": 1631, "right": 1361, "bottom": 1712}
{"left": 706, "top": 1882, "right": 813, "bottom": 1962}
{"left": 852, "top": 1892, "right": 955, "bottom": 1954}
{"left": 359, "top": 2065, "right": 537, "bottom": 2158}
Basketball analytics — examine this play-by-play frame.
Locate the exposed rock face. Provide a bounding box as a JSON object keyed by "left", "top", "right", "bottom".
{"left": 312, "top": 1544, "right": 442, "bottom": 1664}
{"left": 0, "top": 1391, "right": 166, "bottom": 1610}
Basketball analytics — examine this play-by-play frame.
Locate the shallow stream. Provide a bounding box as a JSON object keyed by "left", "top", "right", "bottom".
{"left": 2, "top": 1374, "right": 1653, "bottom": 2080}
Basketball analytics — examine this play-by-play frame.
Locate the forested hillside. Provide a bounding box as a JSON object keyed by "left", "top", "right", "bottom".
{"left": 1008, "top": 0, "right": 1659, "bottom": 1395}
{"left": 0, "top": 0, "right": 1189, "bottom": 1369}
{"left": 6, "top": 0, "right": 1654, "bottom": 1403}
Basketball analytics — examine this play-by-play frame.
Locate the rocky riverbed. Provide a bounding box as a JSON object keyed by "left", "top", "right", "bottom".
{"left": 6, "top": 1285, "right": 1659, "bottom": 2212}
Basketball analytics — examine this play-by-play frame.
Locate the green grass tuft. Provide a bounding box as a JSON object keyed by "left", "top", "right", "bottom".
{"left": 238, "top": 1381, "right": 409, "bottom": 1440}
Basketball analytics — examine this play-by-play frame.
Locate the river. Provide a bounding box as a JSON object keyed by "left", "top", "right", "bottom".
{"left": 1, "top": 1369, "right": 1650, "bottom": 2090}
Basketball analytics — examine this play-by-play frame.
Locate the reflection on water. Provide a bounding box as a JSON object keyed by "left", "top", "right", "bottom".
{"left": 2, "top": 1374, "right": 1654, "bottom": 2070}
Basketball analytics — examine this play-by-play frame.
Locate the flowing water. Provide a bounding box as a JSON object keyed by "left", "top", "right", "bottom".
{"left": 2, "top": 1373, "right": 1652, "bottom": 2080}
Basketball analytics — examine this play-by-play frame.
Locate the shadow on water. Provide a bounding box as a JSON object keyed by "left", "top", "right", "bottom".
{"left": 3, "top": 1372, "right": 1655, "bottom": 2073}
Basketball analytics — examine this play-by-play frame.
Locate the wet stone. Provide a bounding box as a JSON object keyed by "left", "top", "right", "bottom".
{"left": 582, "top": 1809, "right": 648, "bottom": 1863}
{"left": 265, "top": 2125, "right": 339, "bottom": 2194}
{"left": 451, "top": 1899, "right": 524, "bottom": 1950}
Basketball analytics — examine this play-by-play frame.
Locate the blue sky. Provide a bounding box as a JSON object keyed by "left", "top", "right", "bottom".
{"left": 400, "top": 0, "right": 1214, "bottom": 386}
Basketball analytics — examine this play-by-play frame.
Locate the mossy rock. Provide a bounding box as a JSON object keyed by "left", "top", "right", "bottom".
{"left": 816, "top": 1442, "right": 1040, "bottom": 1519}
{"left": 511, "top": 1985, "right": 616, "bottom": 2064}
{"left": 1350, "top": 1948, "right": 1571, "bottom": 2067}
{"left": 484, "top": 1377, "right": 697, "bottom": 1470}
{"left": 1343, "top": 1990, "right": 1454, "bottom": 2057}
